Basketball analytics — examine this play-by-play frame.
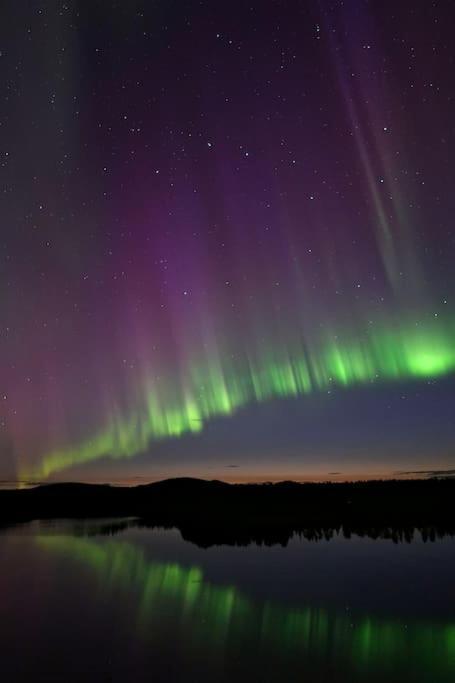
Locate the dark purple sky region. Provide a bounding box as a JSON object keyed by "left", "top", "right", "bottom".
{"left": 1, "top": 1, "right": 455, "bottom": 483}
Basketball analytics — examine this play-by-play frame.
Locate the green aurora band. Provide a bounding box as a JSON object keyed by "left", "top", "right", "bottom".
{"left": 37, "top": 533, "right": 455, "bottom": 680}
{"left": 22, "top": 316, "right": 455, "bottom": 479}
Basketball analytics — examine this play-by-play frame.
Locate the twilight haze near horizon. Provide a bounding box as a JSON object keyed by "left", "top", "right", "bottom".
{"left": 1, "top": 1, "right": 455, "bottom": 485}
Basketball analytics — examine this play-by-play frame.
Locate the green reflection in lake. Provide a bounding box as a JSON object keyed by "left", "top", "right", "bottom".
{"left": 38, "top": 535, "right": 455, "bottom": 681}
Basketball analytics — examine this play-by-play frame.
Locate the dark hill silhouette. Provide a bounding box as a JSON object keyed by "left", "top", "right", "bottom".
{"left": 2, "top": 477, "right": 455, "bottom": 547}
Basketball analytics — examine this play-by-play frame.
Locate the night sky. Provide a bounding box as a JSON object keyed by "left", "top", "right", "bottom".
{"left": 2, "top": 1, "right": 455, "bottom": 485}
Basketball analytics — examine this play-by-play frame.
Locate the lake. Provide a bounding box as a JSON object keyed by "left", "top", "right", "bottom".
{"left": 1, "top": 520, "right": 454, "bottom": 682}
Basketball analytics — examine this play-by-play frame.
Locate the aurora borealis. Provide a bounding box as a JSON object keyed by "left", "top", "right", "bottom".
{"left": 21, "top": 317, "right": 455, "bottom": 480}
{"left": 2, "top": 0, "right": 455, "bottom": 483}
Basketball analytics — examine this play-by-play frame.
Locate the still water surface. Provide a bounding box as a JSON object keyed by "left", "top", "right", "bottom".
{"left": 1, "top": 520, "right": 454, "bottom": 682}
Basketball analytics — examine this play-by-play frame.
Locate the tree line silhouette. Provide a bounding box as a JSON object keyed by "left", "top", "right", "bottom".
{"left": 2, "top": 477, "right": 455, "bottom": 546}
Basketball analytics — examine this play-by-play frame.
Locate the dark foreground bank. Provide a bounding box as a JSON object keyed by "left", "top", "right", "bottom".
{"left": 2, "top": 478, "right": 455, "bottom": 546}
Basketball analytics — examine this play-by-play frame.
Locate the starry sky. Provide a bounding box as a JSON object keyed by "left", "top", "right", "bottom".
{"left": 1, "top": 0, "right": 455, "bottom": 485}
